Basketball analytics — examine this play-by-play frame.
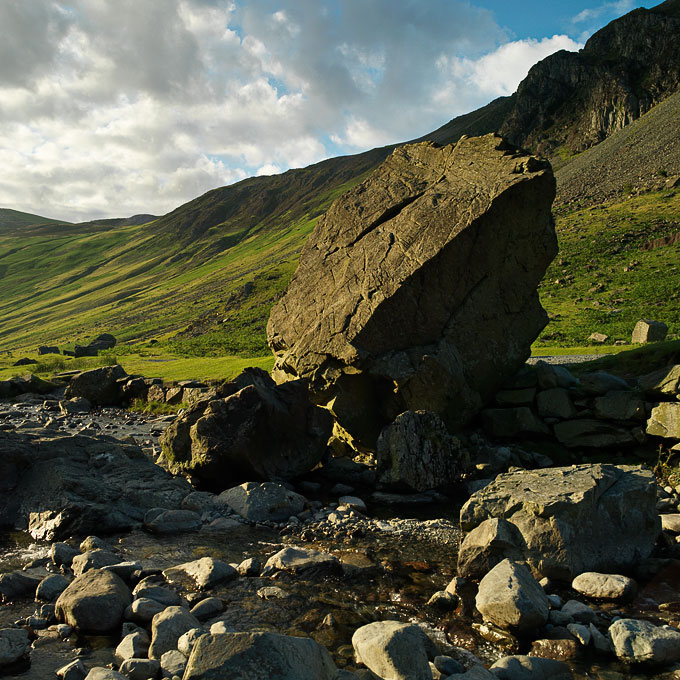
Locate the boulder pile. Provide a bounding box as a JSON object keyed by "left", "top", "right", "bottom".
{"left": 268, "top": 134, "right": 557, "bottom": 450}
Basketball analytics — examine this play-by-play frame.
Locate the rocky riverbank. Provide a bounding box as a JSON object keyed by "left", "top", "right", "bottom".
{"left": 2, "top": 372, "right": 680, "bottom": 680}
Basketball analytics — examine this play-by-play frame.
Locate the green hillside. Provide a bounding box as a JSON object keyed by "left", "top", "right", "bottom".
{"left": 0, "top": 208, "right": 69, "bottom": 232}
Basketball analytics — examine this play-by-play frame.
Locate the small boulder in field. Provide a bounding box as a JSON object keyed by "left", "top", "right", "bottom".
{"left": 631, "top": 319, "right": 668, "bottom": 344}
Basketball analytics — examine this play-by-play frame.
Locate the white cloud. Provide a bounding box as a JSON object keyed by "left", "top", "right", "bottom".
{"left": 572, "top": 0, "right": 635, "bottom": 23}
{"left": 0, "top": 0, "right": 584, "bottom": 222}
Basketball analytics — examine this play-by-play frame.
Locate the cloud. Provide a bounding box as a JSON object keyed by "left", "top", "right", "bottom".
{"left": 0, "top": 0, "right": 581, "bottom": 222}
{"left": 572, "top": 0, "right": 635, "bottom": 23}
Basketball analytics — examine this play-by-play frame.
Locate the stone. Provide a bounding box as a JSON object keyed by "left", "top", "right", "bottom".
{"left": 117, "top": 659, "right": 160, "bottom": 680}
{"left": 36, "top": 574, "right": 71, "bottom": 602}
{"left": 149, "top": 606, "right": 200, "bottom": 660}
{"left": 376, "top": 410, "right": 461, "bottom": 491}
{"left": 268, "top": 135, "right": 557, "bottom": 449}
{"left": 593, "top": 391, "right": 646, "bottom": 421}
{"left": 589, "top": 333, "right": 608, "bottom": 343}
{"left": 560, "top": 600, "right": 597, "bottom": 623}
{"left": 143, "top": 509, "right": 202, "bottom": 534}
{"left": 115, "top": 631, "right": 150, "bottom": 662}
{"left": 457, "top": 518, "right": 525, "bottom": 580}
{"left": 631, "top": 319, "right": 668, "bottom": 344}
{"left": 236, "top": 558, "right": 261, "bottom": 577}
{"left": 495, "top": 388, "right": 536, "bottom": 406}
{"left": 534, "top": 361, "right": 578, "bottom": 390}
{"left": 0, "top": 571, "right": 41, "bottom": 602}
{"left": 51, "top": 542, "right": 79, "bottom": 567}
{"left": 55, "top": 569, "right": 132, "bottom": 632}
{"left": 529, "top": 638, "right": 581, "bottom": 661}
{"left": 0, "top": 628, "right": 30, "bottom": 666}
{"left": 79, "top": 536, "right": 110, "bottom": 552}
{"left": 72, "top": 550, "right": 121, "bottom": 576}
{"left": 460, "top": 464, "right": 659, "bottom": 580}
{"left": 554, "top": 419, "right": 636, "bottom": 447}
{"left": 161, "top": 649, "right": 187, "bottom": 677}
{"left": 38, "top": 345, "right": 60, "bottom": 355}
{"left": 475, "top": 559, "right": 549, "bottom": 632}
{"left": 571, "top": 572, "right": 636, "bottom": 600}
{"left": 578, "top": 372, "right": 629, "bottom": 396}
{"left": 481, "top": 407, "right": 550, "bottom": 438}
{"left": 647, "top": 402, "right": 680, "bottom": 438}
{"left": 536, "top": 388, "right": 576, "bottom": 419}
{"left": 178, "top": 628, "right": 207, "bottom": 657}
{"left": 84, "top": 670, "right": 127, "bottom": 680}
{"left": 262, "top": 546, "right": 341, "bottom": 577}
{"left": 163, "top": 557, "right": 237, "bottom": 590}
{"left": 661, "top": 514, "right": 680, "bottom": 532}
{"left": 339, "top": 496, "right": 367, "bottom": 513}
{"left": 65, "top": 365, "right": 127, "bottom": 406}
{"left": 183, "top": 631, "right": 338, "bottom": 679}
{"left": 489, "top": 655, "right": 573, "bottom": 679}
{"left": 566, "top": 623, "right": 590, "bottom": 646}
{"left": 638, "top": 365, "right": 680, "bottom": 400}
{"left": 609, "top": 618, "right": 680, "bottom": 664}
{"left": 125, "top": 598, "right": 167, "bottom": 623}
{"left": 56, "top": 659, "right": 87, "bottom": 680}
{"left": 589, "top": 623, "right": 612, "bottom": 653}
{"left": 351, "top": 621, "right": 438, "bottom": 680}
{"left": 190, "top": 597, "right": 225, "bottom": 621}
{"left": 216, "top": 482, "right": 306, "bottom": 523}
{"left": 132, "top": 581, "right": 181, "bottom": 607}
{"left": 160, "top": 367, "right": 333, "bottom": 487}
{"left": 60, "top": 397, "right": 91, "bottom": 414}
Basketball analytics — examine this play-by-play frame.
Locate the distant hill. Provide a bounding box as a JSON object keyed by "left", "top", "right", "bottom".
{"left": 0, "top": 208, "right": 69, "bottom": 232}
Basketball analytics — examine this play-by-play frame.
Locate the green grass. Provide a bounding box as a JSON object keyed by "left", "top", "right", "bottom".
{"left": 536, "top": 189, "right": 680, "bottom": 347}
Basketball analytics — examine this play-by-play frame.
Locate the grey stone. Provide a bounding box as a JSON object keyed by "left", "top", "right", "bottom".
{"left": 177, "top": 628, "right": 207, "bottom": 657}
{"left": 55, "top": 569, "right": 132, "bottom": 632}
{"left": 133, "top": 581, "right": 181, "bottom": 607}
{"left": 351, "top": 621, "right": 438, "bottom": 680}
{"left": 460, "top": 464, "right": 659, "bottom": 580}
{"left": 216, "top": 482, "right": 306, "bottom": 523}
{"left": 84, "top": 670, "right": 127, "bottom": 680}
{"left": 536, "top": 388, "right": 576, "bottom": 419}
{"left": 339, "top": 496, "right": 367, "bottom": 514}
{"left": 457, "top": 518, "right": 525, "bottom": 580}
{"left": 161, "top": 649, "right": 187, "bottom": 678}
{"left": 79, "top": 536, "right": 110, "bottom": 552}
{"left": 609, "top": 618, "right": 680, "bottom": 664}
{"left": 115, "top": 631, "right": 150, "bottom": 662}
{"left": 189, "top": 597, "right": 224, "bottom": 621}
{"left": 65, "top": 365, "right": 127, "bottom": 406}
{"left": 589, "top": 623, "right": 612, "bottom": 653}
{"left": 125, "top": 598, "right": 167, "bottom": 623}
{"left": 0, "top": 571, "right": 41, "bottom": 602}
{"left": 535, "top": 361, "right": 578, "bottom": 390}
{"left": 489, "top": 655, "right": 572, "bottom": 679}
{"left": 117, "top": 659, "right": 160, "bottom": 680}
{"left": 567, "top": 623, "right": 591, "bottom": 646}
{"left": 268, "top": 136, "right": 557, "bottom": 449}
{"left": 593, "top": 391, "right": 646, "bottom": 421}
{"left": 638, "top": 365, "right": 680, "bottom": 400}
{"left": 578, "top": 372, "right": 630, "bottom": 396}
{"left": 236, "top": 558, "right": 261, "bottom": 577}
{"left": 647, "top": 402, "right": 680, "bottom": 438}
{"left": 571, "top": 572, "right": 636, "bottom": 600}
{"left": 631, "top": 319, "right": 668, "bottom": 344}
{"left": 553, "top": 419, "right": 635, "bottom": 447}
{"left": 36, "top": 574, "right": 71, "bottom": 602}
{"left": 376, "top": 410, "right": 461, "bottom": 491}
{"left": 51, "top": 542, "right": 79, "bottom": 567}
{"left": 262, "top": 546, "right": 341, "bottom": 576}
{"left": 149, "top": 606, "right": 200, "bottom": 660}
{"left": 56, "top": 659, "right": 87, "bottom": 680}
{"left": 0, "top": 628, "right": 30, "bottom": 666}
{"left": 560, "top": 600, "right": 597, "bottom": 623}
{"left": 183, "top": 631, "right": 338, "bottom": 679}
{"left": 475, "top": 559, "right": 549, "bottom": 632}
{"left": 661, "top": 514, "right": 680, "bottom": 532}
{"left": 163, "top": 557, "right": 236, "bottom": 590}
{"left": 481, "top": 407, "right": 550, "bottom": 438}
{"left": 72, "top": 550, "right": 120, "bottom": 576}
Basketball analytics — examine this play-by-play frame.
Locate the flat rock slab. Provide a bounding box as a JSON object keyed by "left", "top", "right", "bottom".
{"left": 460, "top": 464, "right": 659, "bottom": 580}
{"left": 268, "top": 134, "right": 557, "bottom": 448}
{"left": 262, "top": 546, "right": 341, "bottom": 576}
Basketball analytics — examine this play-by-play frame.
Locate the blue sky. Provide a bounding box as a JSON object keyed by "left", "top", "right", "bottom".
{"left": 0, "top": 0, "right": 660, "bottom": 221}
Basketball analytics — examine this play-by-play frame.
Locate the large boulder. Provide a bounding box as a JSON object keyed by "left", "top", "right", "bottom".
{"left": 65, "top": 365, "right": 127, "bottom": 406}
{"left": 376, "top": 410, "right": 461, "bottom": 491}
{"left": 183, "top": 632, "right": 338, "bottom": 679}
{"left": 267, "top": 135, "right": 557, "bottom": 449}
{"left": 647, "top": 402, "right": 680, "bottom": 438}
{"left": 55, "top": 569, "right": 132, "bottom": 632}
{"left": 160, "top": 368, "right": 333, "bottom": 487}
{"left": 631, "top": 319, "right": 668, "bottom": 344}
{"left": 217, "top": 482, "right": 306, "bottom": 523}
{"left": 460, "top": 464, "right": 659, "bottom": 580}
{"left": 609, "top": 618, "right": 680, "bottom": 664}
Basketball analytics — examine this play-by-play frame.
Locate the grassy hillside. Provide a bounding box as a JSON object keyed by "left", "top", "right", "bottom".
{"left": 0, "top": 208, "right": 70, "bottom": 232}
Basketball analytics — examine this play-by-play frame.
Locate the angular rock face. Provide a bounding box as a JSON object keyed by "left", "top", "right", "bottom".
{"left": 160, "top": 368, "right": 333, "bottom": 488}
{"left": 460, "top": 464, "right": 660, "bottom": 580}
{"left": 267, "top": 135, "right": 557, "bottom": 448}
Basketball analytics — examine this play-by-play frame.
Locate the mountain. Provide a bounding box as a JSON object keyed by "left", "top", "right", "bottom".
{"left": 0, "top": 208, "right": 70, "bottom": 233}
{"left": 0, "top": 0, "right": 678, "bottom": 356}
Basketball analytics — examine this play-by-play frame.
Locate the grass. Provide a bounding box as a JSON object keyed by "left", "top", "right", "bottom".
{"left": 128, "top": 398, "right": 186, "bottom": 415}
{"left": 536, "top": 189, "right": 680, "bottom": 347}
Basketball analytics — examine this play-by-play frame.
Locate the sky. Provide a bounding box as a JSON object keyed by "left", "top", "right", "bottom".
{"left": 0, "top": 0, "right": 658, "bottom": 222}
